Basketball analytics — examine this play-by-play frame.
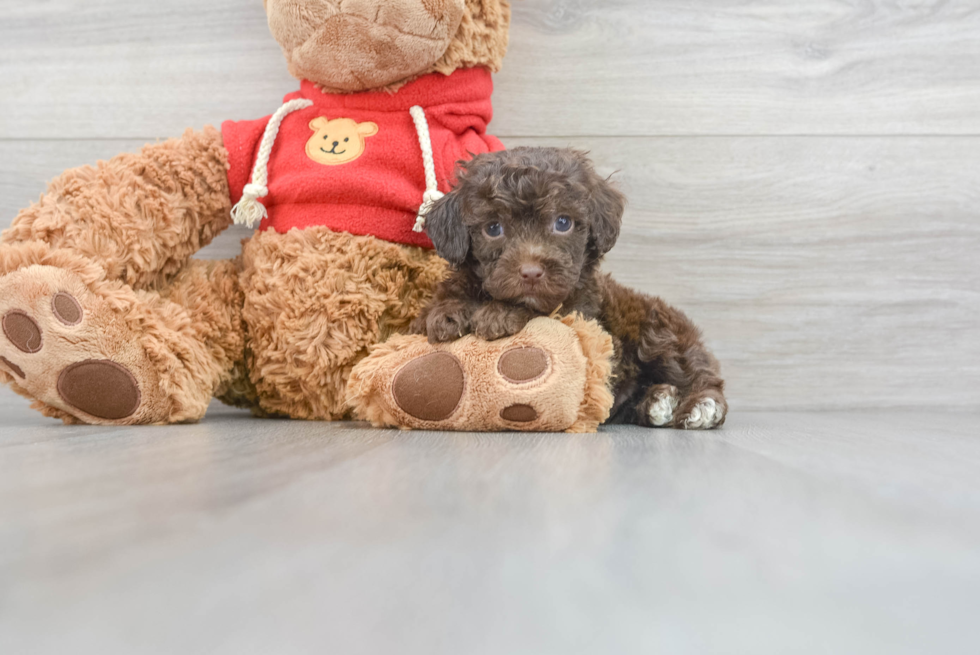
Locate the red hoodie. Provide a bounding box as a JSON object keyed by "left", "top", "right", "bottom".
{"left": 222, "top": 68, "right": 503, "bottom": 249}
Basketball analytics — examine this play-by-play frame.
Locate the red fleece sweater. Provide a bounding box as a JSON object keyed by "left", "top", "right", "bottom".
{"left": 222, "top": 68, "right": 503, "bottom": 249}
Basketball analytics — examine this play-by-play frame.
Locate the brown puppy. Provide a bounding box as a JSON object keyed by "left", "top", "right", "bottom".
{"left": 412, "top": 147, "right": 727, "bottom": 429}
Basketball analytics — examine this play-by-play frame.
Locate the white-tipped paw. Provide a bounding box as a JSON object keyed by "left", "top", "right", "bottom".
{"left": 648, "top": 389, "right": 679, "bottom": 427}
{"left": 682, "top": 398, "right": 725, "bottom": 430}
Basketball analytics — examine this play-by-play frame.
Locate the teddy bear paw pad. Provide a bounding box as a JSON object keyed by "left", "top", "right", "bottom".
{"left": 57, "top": 360, "right": 141, "bottom": 420}
{"left": 497, "top": 347, "right": 550, "bottom": 383}
{"left": 3, "top": 310, "right": 44, "bottom": 354}
{"left": 499, "top": 404, "right": 538, "bottom": 423}
{"left": 52, "top": 292, "right": 83, "bottom": 325}
{"left": 391, "top": 351, "right": 464, "bottom": 421}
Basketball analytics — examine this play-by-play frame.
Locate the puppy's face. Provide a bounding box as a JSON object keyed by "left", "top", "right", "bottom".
{"left": 425, "top": 148, "right": 626, "bottom": 313}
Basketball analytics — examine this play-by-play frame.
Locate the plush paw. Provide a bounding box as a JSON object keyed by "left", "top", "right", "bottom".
{"left": 680, "top": 397, "right": 726, "bottom": 430}
{"left": 391, "top": 341, "right": 554, "bottom": 427}
{"left": 0, "top": 266, "right": 161, "bottom": 424}
{"left": 348, "top": 315, "right": 616, "bottom": 432}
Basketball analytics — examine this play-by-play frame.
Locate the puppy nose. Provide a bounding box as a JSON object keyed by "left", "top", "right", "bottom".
{"left": 520, "top": 264, "right": 544, "bottom": 282}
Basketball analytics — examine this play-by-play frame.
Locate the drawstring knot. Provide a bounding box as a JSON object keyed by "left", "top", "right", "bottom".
{"left": 414, "top": 188, "right": 444, "bottom": 232}
{"left": 230, "top": 98, "right": 313, "bottom": 228}
{"left": 230, "top": 183, "right": 270, "bottom": 227}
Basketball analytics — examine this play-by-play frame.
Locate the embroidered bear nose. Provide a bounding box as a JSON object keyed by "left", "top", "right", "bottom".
{"left": 332, "top": 141, "right": 340, "bottom": 147}
{"left": 520, "top": 264, "right": 544, "bottom": 282}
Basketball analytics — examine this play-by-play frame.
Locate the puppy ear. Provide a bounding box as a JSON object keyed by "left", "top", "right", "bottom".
{"left": 424, "top": 191, "right": 470, "bottom": 267}
{"left": 589, "top": 176, "right": 626, "bottom": 257}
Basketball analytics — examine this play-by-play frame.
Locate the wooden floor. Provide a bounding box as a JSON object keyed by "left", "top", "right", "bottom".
{"left": 2, "top": 394, "right": 978, "bottom": 654}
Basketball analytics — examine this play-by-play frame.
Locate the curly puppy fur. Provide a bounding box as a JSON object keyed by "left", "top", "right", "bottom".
{"left": 413, "top": 147, "right": 727, "bottom": 428}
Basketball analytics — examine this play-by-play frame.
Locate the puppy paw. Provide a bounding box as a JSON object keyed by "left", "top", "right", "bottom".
{"left": 425, "top": 306, "right": 471, "bottom": 343}
{"left": 679, "top": 396, "right": 727, "bottom": 430}
{"left": 471, "top": 303, "right": 532, "bottom": 341}
{"left": 638, "top": 384, "right": 679, "bottom": 427}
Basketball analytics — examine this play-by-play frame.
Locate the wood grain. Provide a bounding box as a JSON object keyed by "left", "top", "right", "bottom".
{"left": 2, "top": 137, "right": 976, "bottom": 409}
{"left": 2, "top": 0, "right": 980, "bottom": 139}
{"left": 1, "top": 395, "right": 979, "bottom": 654}
{"left": 534, "top": 136, "right": 980, "bottom": 410}
{"left": 498, "top": 0, "right": 980, "bottom": 136}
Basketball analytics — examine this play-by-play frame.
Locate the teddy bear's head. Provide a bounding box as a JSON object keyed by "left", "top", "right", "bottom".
{"left": 264, "top": 0, "right": 511, "bottom": 93}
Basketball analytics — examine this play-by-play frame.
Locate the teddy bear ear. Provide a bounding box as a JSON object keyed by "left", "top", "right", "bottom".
{"left": 357, "top": 122, "right": 379, "bottom": 137}
{"left": 309, "top": 117, "right": 330, "bottom": 131}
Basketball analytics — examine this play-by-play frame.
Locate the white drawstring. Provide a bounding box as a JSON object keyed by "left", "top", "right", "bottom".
{"left": 410, "top": 105, "right": 444, "bottom": 233}
{"left": 233, "top": 100, "right": 443, "bottom": 234}
{"left": 231, "top": 98, "right": 314, "bottom": 228}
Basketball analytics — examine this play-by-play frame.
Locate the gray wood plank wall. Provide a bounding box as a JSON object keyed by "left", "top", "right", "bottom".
{"left": 1, "top": 0, "right": 978, "bottom": 410}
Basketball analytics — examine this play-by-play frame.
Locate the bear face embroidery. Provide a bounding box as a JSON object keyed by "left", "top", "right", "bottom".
{"left": 306, "top": 116, "right": 379, "bottom": 165}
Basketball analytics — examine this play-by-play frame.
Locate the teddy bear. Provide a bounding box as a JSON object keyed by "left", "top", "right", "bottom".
{"left": 0, "top": 0, "right": 616, "bottom": 431}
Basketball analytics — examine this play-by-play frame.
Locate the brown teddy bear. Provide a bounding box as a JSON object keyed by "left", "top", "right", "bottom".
{"left": 0, "top": 0, "right": 616, "bottom": 430}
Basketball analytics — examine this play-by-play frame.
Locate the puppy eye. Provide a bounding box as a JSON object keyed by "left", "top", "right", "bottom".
{"left": 554, "top": 216, "right": 573, "bottom": 233}
{"left": 485, "top": 222, "right": 504, "bottom": 238}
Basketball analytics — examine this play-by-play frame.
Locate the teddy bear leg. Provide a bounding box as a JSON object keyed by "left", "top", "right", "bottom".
{"left": 347, "top": 315, "right": 616, "bottom": 433}
{"left": 155, "top": 258, "right": 250, "bottom": 414}
{"left": 0, "top": 244, "right": 245, "bottom": 425}
{"left": 1, "top": 127, "right": 232, "bottom": 290}
{"left": 240, "top": 227, "right": 447, "bottom": 420}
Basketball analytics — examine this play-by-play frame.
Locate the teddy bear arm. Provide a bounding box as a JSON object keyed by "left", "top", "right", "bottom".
{"left": 1, "top": 126, "right": 233, "bottom": 290}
